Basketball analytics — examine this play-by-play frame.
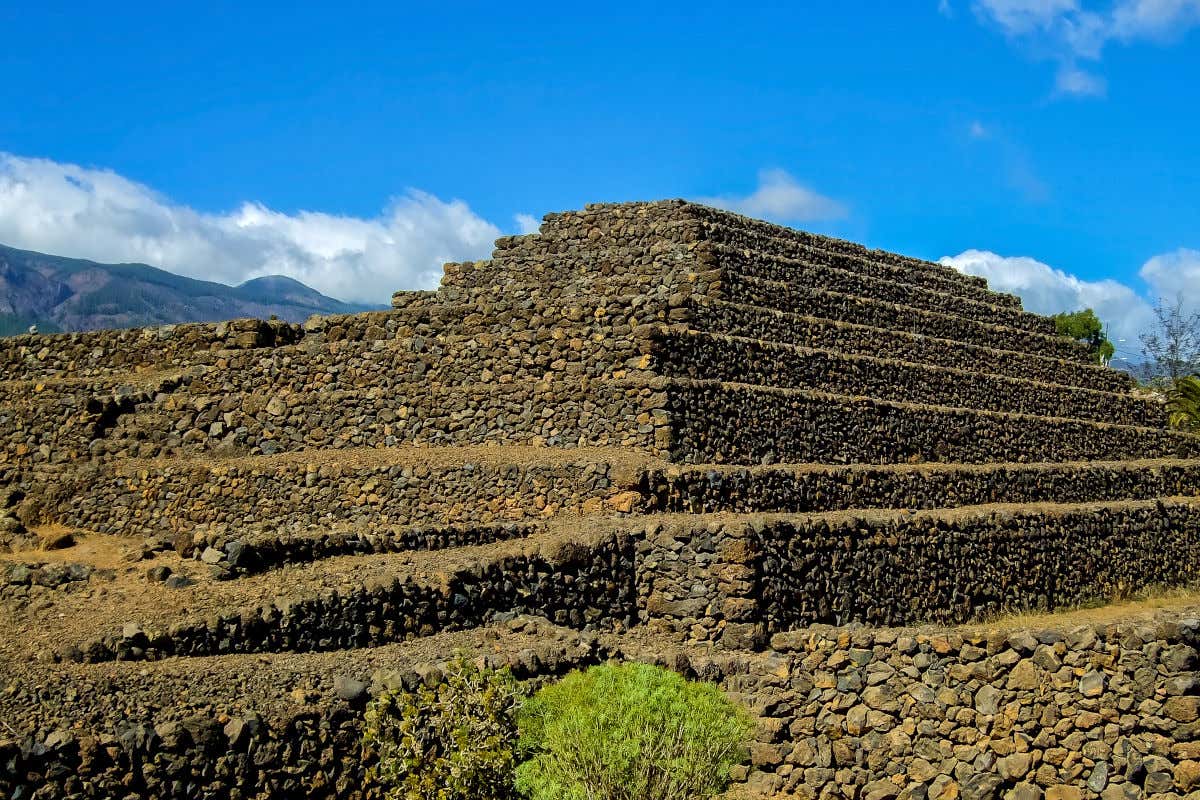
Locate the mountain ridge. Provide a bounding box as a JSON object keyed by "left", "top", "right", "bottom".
{"left": 0, "top": 243, "right": 382, "bottom": 335}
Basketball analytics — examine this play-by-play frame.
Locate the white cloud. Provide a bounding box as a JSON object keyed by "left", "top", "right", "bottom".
{"left": 514, "top": 213, "right": 541, "bottom": 235}
{"left": 1055, "top": 64, "right": 1108, "bottom": 96}
{"left": 976, "top": 0, "right": 1082, "bottom": 35}
{"left": 1139, "top": 247, "right": 1200, "bottom": 300}
{"left": 969, "top": 120, "right": 991, "bottom": 138}
{"left": 938, "top": 249, "right": 1156, "bottom": 347}
{"left": 696, "top": 169, "right": 846, "bottom": 224}
{"left": 0, "top": 153, "right": 507, "bottom": 305}
{"left": 1110, "top": 0, "right": 1200, "bottom": 39}
{"left": 969, "top": 0, "right": 1200, "bottom": 96}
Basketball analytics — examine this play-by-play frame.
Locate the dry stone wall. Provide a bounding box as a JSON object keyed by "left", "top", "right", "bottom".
{"left": 667, "top": 382, "right": 1195, "bottom": 465}
{"left": 37, "top": 456, "right": 637, "bottom": 537}
{"left": 720, "top": 272, "right": 1091, "bottom": 364}
{"left": 0, "top": 318, "right": 301, "bottom": 381}
{"left": 8, "top": 615, "right": 1197, "bottom": 800}
{"left": 2, "top": 622, "right": 612, "bottom": 800}
{"left": 183, "top": 522, "right": 539, "bottom": 578}
{"left": 738, "top": 615, "right": 1200, "bottom": 800}
{"left": 4, "top": 205, "right": 737, "bottom": 469}
{"left": 87, "top": 378, "right": 665, "bottom": 460}
{"left": 656, "top": 331, "right": 1163, "bottom": 427}
{"left": 0, "top": 199, "right": 1167, "bottom": 474}
{"left": 3, "top": 302, "right": 668, "bottom": 465}
{"left": 540, "top": 201, "right": 1008, "bottom": 306}
{"left": 0, "top": 375, "right": 184, "bottom": 465}
{"left": 637, "top": 518, "right": 765, "bottom": 649}
{"left": 440, "top": 201, "right": 714, "bottom": 307}
{"left": 643, "top": 460, "right": 1200, "bottom": 515}
{"left": 687, "top": 300, "right": 1133, "bottom": 395}
{"left": 639, "top": 502, "right": 1200, "bottom": 641}
{"left": 710, "top": 245, "right": 1053, "bottom": 335}
{"left": 68, "top": 531, "right": 637, "bottom": 663}
{"left": 4, "top": 199, "right": 1200, "bottom": 800}
{"left": 755, "top": 502, "right": 1200, "bottom": 631}
{"left": 683, "top": 202, "right": 1004, "bottom": 301}
{"left": 188, "top": 314, "right": 654, "bottom": 395}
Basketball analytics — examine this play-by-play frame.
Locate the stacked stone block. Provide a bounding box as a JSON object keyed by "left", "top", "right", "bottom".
{"left": 3, "top": 199, "right": 1198, "bottom": 627}
{"left": 3, "top": 199, "right": 1200, "bottom": 800}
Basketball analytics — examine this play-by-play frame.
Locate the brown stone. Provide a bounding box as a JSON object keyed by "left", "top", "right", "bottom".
{"left": 1163, "top": 696, "right": 1200, "bottom": 723}
{"left": 998, "top": 753, "right": 1032, "bottom": 781}
{"left": 1007, "top": 659, "right": 1040, "bottom": 691}
{"left": 1043, "top": 787, "right": 1082, "bottom": 800}
{"left": 1175, "top": 760, "right": 1200, "bottom": 792}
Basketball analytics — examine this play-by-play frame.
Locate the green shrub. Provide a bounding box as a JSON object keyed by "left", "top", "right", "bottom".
{"left": 515, "top": 662, "right": 754, "bottom": 800}
{"left": 362, "top": 656, "right": 525, "bottom": 800}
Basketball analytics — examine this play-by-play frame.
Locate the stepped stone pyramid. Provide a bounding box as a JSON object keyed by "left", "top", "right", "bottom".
{"left": 3, "top": 200, "right": 1200, "bottom": 798}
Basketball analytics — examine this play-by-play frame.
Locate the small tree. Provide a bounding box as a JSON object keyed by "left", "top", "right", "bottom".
{"left": 362, "top": 656, "right": 525, "bottom": 800}
{"left": 1167, "top": 375, "right": 1200, "bottom": 432}
{"left": 515, "top": 662, "right": 754, "bottom": 800}
{"left": 1052, "top": 308, "right": 1114, "bottom": 365}
{"left": 1140, "top": 296, "right": 1200, "bottom": 383}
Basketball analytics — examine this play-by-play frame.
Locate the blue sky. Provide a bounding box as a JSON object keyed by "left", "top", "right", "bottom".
{"left": 1, "top": 1, "right": 1198, "bottom": 353}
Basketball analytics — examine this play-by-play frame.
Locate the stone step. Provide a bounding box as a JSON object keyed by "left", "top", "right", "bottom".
{"left": 0, "top": 373, "right": 189, "bottom": 467}
{"left": 719, "top": 273, "right": 1092, "bottom": 364}
{"left": 493, "top": 210, "right": 697, "bottom": 263}
{"left": 687, "top": 298, "right": 1133, "bottom": 394}
{"left": 682, "top": 204, "right": 1014, "bottom": 305}
{"left": 756, "top": 497, "right": 1200, "bottom": 629}
{"left": 530, "top": 200, "right": 1013, "bottom": 308}
{"left": 39, "top": 495, "right": 1200, "bottom": 663}
{"left": 0, "top": 305, "right": 445, "bottom": 384}
{"left": 642, "top": 458, "right": 1200, "bottom": 514}
{"left": 61, "top": 525, "right": 637, "bottom": 662}
{"left": 664, "top": 379, "right": 1198, "bottom": 465}
{"left": 40, "top": 445, "right": 648, "bottom": 538}
{"left": 191, "top": 318, "right": 650, "bottom": 396}
{"left": 0, "top": 290, "right": 654, "bottom": 384}
{"left": 91, "top": 379, "right": 667, "bottom": 461}
{"left": 711, "top": 243, "right": 1054, "bottom": 336}
{"left": 645, "top": 498, "right": 1200, "bottom": 633}
{"left": 3, "top": 616, "right": 606, "bottom": 756}
{"left": 182, "top": 521, "right": 541, "bottom": 578}
{"left": 0, "top": 318, "right": 303, "bottom": 382}
{"left": 656, "top": 330, "right": 1164, "bottom": 427}
{"left": 439, "top": 244, "right": 709, "bottom": 299}
{"left": 318, "top": 296, "right": 653, "bottom": 353}
{"left": 510, "top": 200, "right": 1015, "bottom": 314}
{"left": 453, "top": 237, "right": 1050, "bottom": 342}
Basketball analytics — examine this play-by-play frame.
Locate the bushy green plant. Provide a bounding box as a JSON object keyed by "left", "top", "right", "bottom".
{"left": 1052, "top": 308, "right": 1114, "bottom": 364}
{"left": 515, "top": 662, "right": 754, "bottom": 800}
{"left": 362, "top": 655, "right": 525, "bottom": 800}
{"left": 1167, "top": 374, "right": 1200, "bottom": 432}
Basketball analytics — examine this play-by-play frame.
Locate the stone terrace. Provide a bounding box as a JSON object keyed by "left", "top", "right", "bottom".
{"left": 2, "top": 200, "right": 1200, "bottom": 799}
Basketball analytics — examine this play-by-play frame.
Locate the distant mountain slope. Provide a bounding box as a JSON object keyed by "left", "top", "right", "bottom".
{"left": 0, "top": 244, "right": 382, "bottom": 334}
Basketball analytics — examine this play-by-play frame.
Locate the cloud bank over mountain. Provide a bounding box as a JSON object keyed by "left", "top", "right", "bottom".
{"left": 0, "top": 153, "right": 505, "bottom": 305}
